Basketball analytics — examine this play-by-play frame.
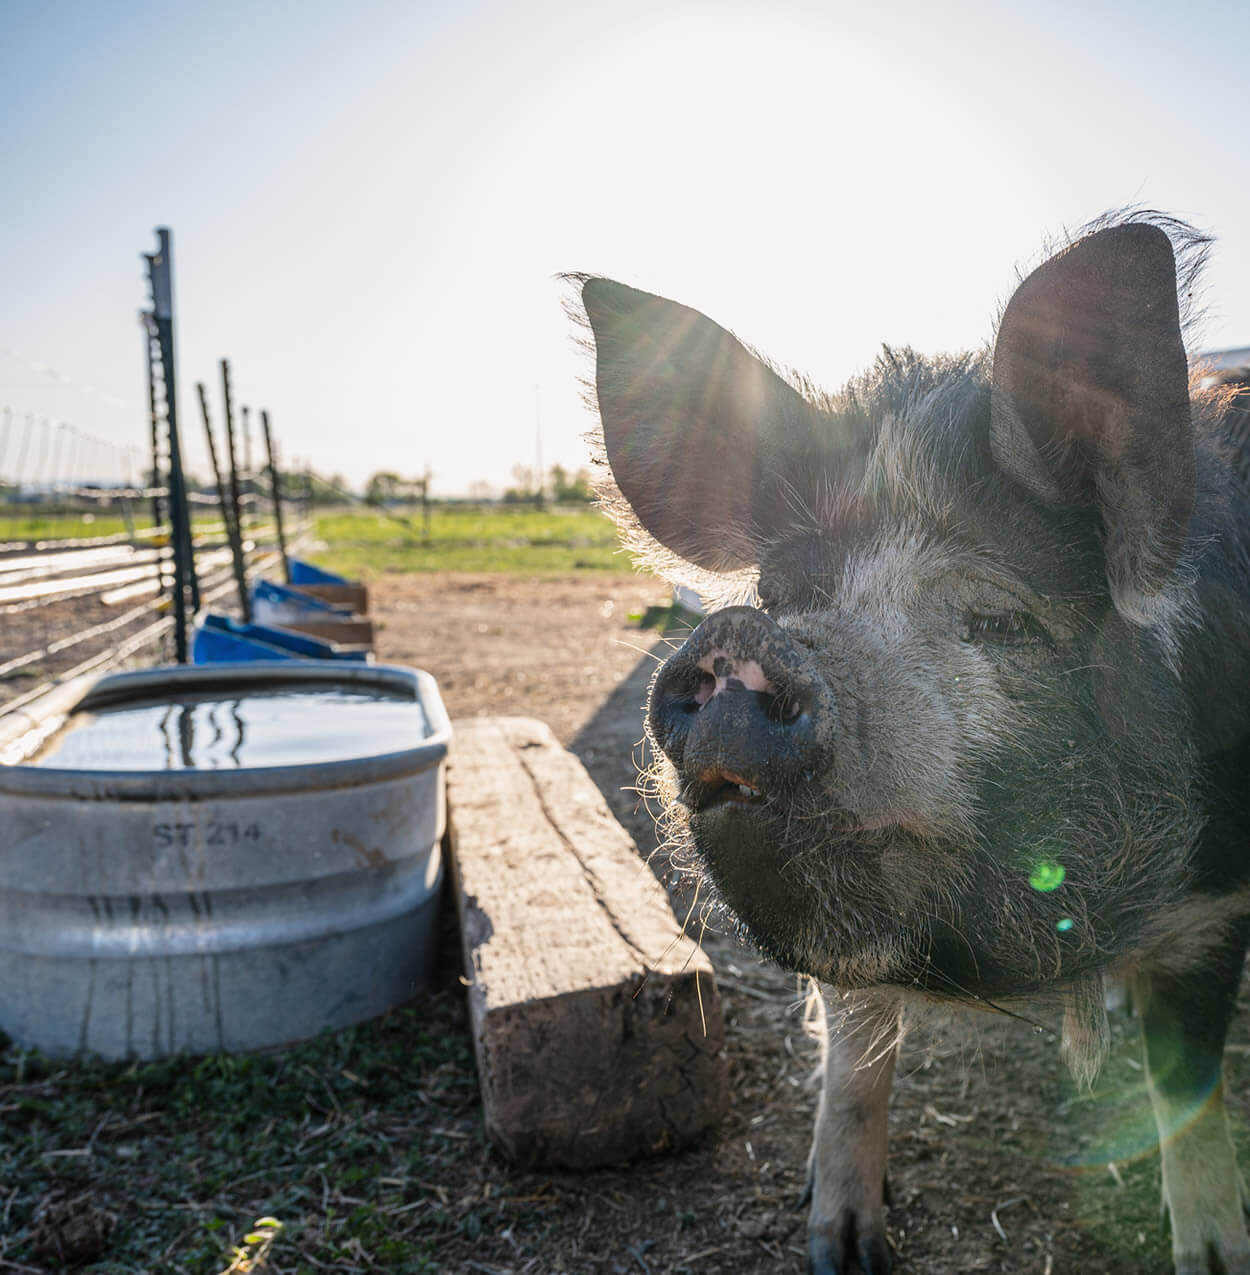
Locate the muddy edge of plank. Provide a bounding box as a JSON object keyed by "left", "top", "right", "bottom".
{"left": 445, "top": 716, "right": 727, "bottom": 1169}
{"left": 279, "top": 617, "right": 374, "bottom": 645}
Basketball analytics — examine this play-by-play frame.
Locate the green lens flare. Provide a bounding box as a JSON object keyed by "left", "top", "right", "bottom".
{"left": 1056, "top": 917, "right": 1074, "bottom": 932}
{"left": 1029, "top": 859, "right": 1065, "bottom": 892}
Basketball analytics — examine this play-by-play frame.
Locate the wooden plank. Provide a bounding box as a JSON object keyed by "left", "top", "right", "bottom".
{"left": 446, "top": 716, "right": 727, "bottom": 1169}
{"left": 289, "top": 581, "right": 369, "bottom": 613}
{"left": 277, "top": 617, "right": 374, "bottom": 646}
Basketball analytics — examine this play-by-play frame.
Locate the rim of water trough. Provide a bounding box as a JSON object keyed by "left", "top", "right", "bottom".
{"left": 0, "top": 661, "right": 451, "bottom": 800}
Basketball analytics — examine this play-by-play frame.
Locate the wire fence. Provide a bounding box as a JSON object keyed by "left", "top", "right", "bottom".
{"left": 0, "top": 460, "right": 314, "bottom": 718}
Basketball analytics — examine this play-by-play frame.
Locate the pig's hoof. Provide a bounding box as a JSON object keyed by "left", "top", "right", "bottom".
{"left": 1163, "top": 1206, "right": 1250, "bottom": 1274}
{"left": 807, "top": 1214, "right": 893, "bottom": 1274}
{"left": 1165, "top": 1200, "right": 1250, "bottom": 1273}
{"left": 1159, "top": 1142, "right": 1250, "bottom": 1273}
{"left": 1173, "top": 1257, "right": 1250, "bottom": 1275}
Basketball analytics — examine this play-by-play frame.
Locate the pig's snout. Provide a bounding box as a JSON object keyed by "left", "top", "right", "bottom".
{"left": 648, "top": 606, "right": 835, "bottom": 806}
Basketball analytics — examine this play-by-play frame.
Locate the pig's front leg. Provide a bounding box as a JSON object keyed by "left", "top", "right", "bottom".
{"left": 1134, "top": 922, "right": 1250, "bottom": 1275}
{"left": 805, "top": 989, "right": 900, "bottom": 1275}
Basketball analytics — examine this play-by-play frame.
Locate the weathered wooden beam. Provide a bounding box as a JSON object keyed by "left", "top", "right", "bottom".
{"left": 276, "top": 617, "right": 374, "bottom": 647}
{"left": 287, "top": 581, "right": 369, "bottom": 613}
{"left": 445, "top": 716, "right": 726, "bottom": 1169}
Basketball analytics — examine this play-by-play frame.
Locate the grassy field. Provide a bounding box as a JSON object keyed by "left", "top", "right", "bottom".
{"left": 307, "top": 503, "right": 627, "bottom": 576}
{"left": 0, "top": 511, "right": 158, "bottom": 541}
{"left": 0, "top": 501, "right": 627, "bottom": 575}
{"left": 0, "top": 510, "right": 230, "bottom": 543}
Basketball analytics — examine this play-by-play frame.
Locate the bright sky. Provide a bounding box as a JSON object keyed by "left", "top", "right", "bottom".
{"left": 3, "top": 0, "right": 1248, "bottom": 496}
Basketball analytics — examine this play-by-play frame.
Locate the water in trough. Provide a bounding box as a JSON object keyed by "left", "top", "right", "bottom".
{"left": 30, "top": 685, "right": 429, "bottom": 771}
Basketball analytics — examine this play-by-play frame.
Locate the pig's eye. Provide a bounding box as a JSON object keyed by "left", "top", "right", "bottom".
{"left": 964, "top": 610, "right": 1051, "bottom": 646}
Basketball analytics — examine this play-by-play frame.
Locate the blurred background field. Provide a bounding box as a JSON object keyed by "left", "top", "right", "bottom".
{"left": 0, "top": 496, "right": 626, "bottom": 575}
{"left": 310, "top": 503, "right": 625, "bottom": 577}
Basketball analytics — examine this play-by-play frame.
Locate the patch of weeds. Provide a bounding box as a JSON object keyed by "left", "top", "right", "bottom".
{"left": 175, "top": 1217, "right": 241, "bottom": 1274}
{"left": 0, "top": 999, "right": 481, "bottom": 1271}
{"left": 422, "top": 1206, "right": 451, "bottom": 1231}
{"left": 218, "top": 1216, "right": 283, "bottom": 1273}
{"left": 630, "top": 601, "right": 703, "bottom": 633}
{"left": 1, "top": 665, "right": 44, "bottom": 682}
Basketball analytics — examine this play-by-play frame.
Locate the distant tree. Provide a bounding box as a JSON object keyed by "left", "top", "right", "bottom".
{"left": 365, "top": 471, "right": 404, "bottom": 506}
{"left": 304, "top": 470, "right": 349, "bottom": 502}
{"left": 467, "top": 479, "right": 495, "bottom": 503}
{"left": 503, "top": 464, "right": 537, "bottom": 505}
{"left": 549, "top": 464, "right": 593, "bottom": 502}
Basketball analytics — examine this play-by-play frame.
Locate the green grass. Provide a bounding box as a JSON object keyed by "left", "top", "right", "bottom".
{"left": 0, "top": 999, "right": 474, "bottom": 1273}
{"left": 308, "top": 503, "right": 628, "bottom": 576}
{"left": 0, "top": 511, "right": 158, "bottom": 541}
{"left": 0, "top": 510, "right": 229, "bottom": 543}
{"left": 0, "top": 501, "right": 629, "bottom": 574}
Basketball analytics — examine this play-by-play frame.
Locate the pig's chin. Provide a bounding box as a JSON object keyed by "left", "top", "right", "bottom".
{"left": 689, "top": 803, "right": 826, "bottom": 973}
{"left": 688, "top": 800, "right": 917, "bottom": 985}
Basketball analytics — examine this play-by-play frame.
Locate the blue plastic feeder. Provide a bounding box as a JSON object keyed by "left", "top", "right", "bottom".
{"left": 193, "top": 614, "right": 369, "bottom": 663}
{"left": 289, "top": 559, "right": 351, "bottom": 587}
{"left": 251, "top": 578, "right": 352, "bottom": 627}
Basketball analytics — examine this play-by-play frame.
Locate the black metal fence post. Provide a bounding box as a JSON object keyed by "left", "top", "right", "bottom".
{"left": 219, "top": 360, "right": 248, "bottom": 609}
{"left": 141, "top": 314, "right": 165, "bottom": 539}
{"left": 144, "top": 228, "right": 197, "bottom": 662}
{"left": 241, "top": 405, "right": 253, "bottom": 488}
{"left": 261, "top": 411, "right": 290, "bottom": 583}
{"left": 198, "top": 382, "right": 251, "bottom": 621}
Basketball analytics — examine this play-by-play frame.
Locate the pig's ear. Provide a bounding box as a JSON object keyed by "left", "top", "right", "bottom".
{"left": 581, "top": 278, "right": 832, "bottom": 570}
{"left": 990, "top": 223, "right": 1194, "bottom": 621}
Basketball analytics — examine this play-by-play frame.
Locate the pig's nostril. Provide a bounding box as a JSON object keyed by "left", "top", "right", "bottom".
{"left": 682, "top": 669, "right": 717, "bottom": 710}
{"left": 766, "top": 690, "right": 804, "bottom": 724}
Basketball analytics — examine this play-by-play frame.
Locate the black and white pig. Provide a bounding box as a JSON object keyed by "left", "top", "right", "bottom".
{"left": 576, "top": 214, "right": 1250, "bottom": 1275}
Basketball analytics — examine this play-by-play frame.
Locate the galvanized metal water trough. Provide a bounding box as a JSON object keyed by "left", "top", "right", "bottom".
{"left": 0, "top": 661, "right": 450, "bottom": 1060}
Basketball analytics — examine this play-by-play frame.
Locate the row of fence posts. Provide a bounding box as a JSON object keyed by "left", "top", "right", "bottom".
{"left": 143, "top": 227, "right": 304, "bottom": 664}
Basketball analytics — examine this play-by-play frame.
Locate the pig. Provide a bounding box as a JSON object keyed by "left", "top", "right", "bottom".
{"left": 575, "top": 214, "right": 1250, "bottom": 1275}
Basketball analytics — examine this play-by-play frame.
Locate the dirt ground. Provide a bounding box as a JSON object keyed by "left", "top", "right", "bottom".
{"left": 370, "top": 570, "right": 1250, "bottom": 1275}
